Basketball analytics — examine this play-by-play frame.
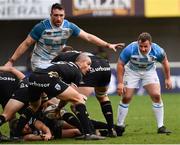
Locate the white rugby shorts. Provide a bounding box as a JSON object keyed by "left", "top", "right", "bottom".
{"left": 123, "top": 66, "right": 160, "bottom": 88}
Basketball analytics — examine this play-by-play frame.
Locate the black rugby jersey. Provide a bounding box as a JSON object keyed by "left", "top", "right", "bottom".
{"left": 52, "top": 51, "right": 111, "bottom": 87}
{"left": 0, "top": 72, "right": 19, "bottom": 108}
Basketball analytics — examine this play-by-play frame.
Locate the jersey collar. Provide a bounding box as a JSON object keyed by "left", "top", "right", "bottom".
{"left": 49, "top": 19, "right": 64, "bottom": 29}
{"left": 138, "top": 45, "right": 152, "bottom": 57}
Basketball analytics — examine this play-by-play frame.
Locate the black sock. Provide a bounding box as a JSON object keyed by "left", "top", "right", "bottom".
{"left": 74, "top": 104, "right": 92, "bottom": 135}
{"left": 62, "top": 112, "right": 83, "bottom": 133}
{"left": 15, "top": 107, "right": 34, "bottom": 137}
{"left": 91, "top": 119, "right": 108, "bottom": 129}
{"left": 0, "top": 115, "right": 6, "bottom": 126}
{"left": 100, "top": 101, "right": 114, "bottom": 131}
{"left": 99, "top": 129, "right": 108, "bottom": 136}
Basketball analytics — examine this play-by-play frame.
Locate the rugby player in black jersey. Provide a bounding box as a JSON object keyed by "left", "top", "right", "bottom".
{"left": 51, "top": 47, "right": 117, "bottom": 137}
{"left": 0, "top": 66, "right": 28, "bottom": 141}
{"left": 0, "top": 53, "right": 105, "bottom": 140}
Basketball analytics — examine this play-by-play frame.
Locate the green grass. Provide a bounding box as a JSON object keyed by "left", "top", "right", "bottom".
{"left": 1, "top": 93, "right": 180, "bottom": 144}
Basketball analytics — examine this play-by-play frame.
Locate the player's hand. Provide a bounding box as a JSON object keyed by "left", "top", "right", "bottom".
{"left": 108, "top": 43, "right": 125, "bottom": 52}
{"left": 165, "top": 78, "right": 172, "bottom": 89}
{"left": 117, "top": 83, "right": 125, "bottom": 96}
{"left": 41, "top": 133, "right": 52, "bottom": 141}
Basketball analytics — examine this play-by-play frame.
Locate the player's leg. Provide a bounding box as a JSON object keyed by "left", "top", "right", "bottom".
{"left": 62, "top": 111, "right": 83, "bottom": 133}
{"left": 143, "top": 71, "right": 171, "bottom": 134}
{"left": 13, "top": 91, "right": 42, "bottom": 138}
{"left": 95, "top": 86, "right": 116, "bottom": 137}
{"left": 61, "top": 128, "right": 81, "bottom": 138}
{"left": 75, "top": 87, "right": 94, "bottom": 96}
{"left": 56, "top": 86, "right": 105, "bottom": 140}
{"left": 0, "top": 99, "right": 25, "bottom": 141}
{"left": 117, "top": 68, "right": 139, "bottom": 129}
{"left": 0, "top": 99, "right": 25, "bottom": 127}
{"left": 117, "top": 88, "right": 135, "bottom": 127}
{"left": 144, "top": 83, "right": 171, "bottom": 134}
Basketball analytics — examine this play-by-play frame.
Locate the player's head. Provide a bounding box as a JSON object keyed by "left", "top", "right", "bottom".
{"left": 138, "top": 32, "right": 152, "bottom": 55}
{"left": 75, "top": 53, "right": 91, "bottom": 75}
{"left": 50, "top": 3, "right": 65, "bottom": 27}
{"left": 11, "top": 118, "right": 32, "bottom": 137}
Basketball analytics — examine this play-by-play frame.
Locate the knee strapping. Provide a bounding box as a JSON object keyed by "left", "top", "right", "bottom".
{"left": 95, "top": 90, "right": 108, "bottom": 98}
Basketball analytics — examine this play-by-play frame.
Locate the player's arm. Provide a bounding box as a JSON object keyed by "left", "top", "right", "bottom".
{"left": 116, "top": 44, "right": 131, "bottom": 96}
{"left": 161, "top": 56, "right": 172, "bottom": 89}
{"left": 78, "top": 29, "right": 125, "bottom": 52}
{"left": 33, "top": 120, "right": 52, "bottom": 141}
{"left": 5, "top": 35, "right": 36, "bottom": 67}
{"left": 0, "top": 66, "right": 25, "bottom": 79}
{"left": 117, "top": 59, "right": 125, "bottom": 96}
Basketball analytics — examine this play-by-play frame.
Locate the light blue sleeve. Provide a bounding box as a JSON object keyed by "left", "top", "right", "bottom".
{"left": 29, "top": 22, "right": 45, "bottom": 41}
{"left": 68, "top": 22, "right": 81, "bottom": 36}
{"left": 119, "top": 43, "right": 133, "bottom": 64}
{"left": 152, "top": 43, "right": 166, "bottom": 62}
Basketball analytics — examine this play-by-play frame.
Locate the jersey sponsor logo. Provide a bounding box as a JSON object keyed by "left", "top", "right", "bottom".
{"left": 90, "top": 66, "right": 110, "bottom": 72}
{"left": 129, "top": 55, "right": 156, "bottom": 71}
{"left": 20, "top": 82, "right": 28, "bottom": 88}
{"left": 29, "top": 81, "right": 50, "bottom": 88}
{"left": 55, "top": 83, "right": 61, "bottom": 91}
{"left": 42, "top": 28, "right": 72, "bottom": 45}
{"left": 0, "top": 76, "right": 16, "bottom": 81}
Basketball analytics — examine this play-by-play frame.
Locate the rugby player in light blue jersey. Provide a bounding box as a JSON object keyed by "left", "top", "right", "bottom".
{"left": 5, "top": 3, "right": 124, "bottom": 71}
{"left": 116, "top": 32, "right": 172, "bottom": 135}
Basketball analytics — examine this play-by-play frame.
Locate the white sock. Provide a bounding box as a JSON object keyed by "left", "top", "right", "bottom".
{"left": 152, "top": 102, "right": 164, "bottom": 128}
{"left": 117, "top": 103, "right": 129, "bottom": 126}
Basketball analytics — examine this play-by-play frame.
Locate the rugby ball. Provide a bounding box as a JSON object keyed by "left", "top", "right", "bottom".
{"left": 43, "top": 104, "right": 60, "bottom": 119}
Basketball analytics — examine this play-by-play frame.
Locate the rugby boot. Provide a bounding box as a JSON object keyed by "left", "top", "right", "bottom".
{"left": 157, "top": 126, "right": 171, "bottom": 134}
{"left": 115, "top": 125, "right": 125, "bottom": 136}
{"left": 76, "top": 134, "right": 105, "bottom": 140}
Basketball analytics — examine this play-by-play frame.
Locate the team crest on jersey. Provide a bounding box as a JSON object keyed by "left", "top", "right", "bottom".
{"left": 55, "top": 83, "right": 61, "bottom": 91}
{"left": 48, "top": 71, "right": 59, "bottom": 78}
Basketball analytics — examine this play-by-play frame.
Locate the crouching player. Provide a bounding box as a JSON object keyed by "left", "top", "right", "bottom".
{"left": 51, "top": 47, "right": 118, "bottom": 137}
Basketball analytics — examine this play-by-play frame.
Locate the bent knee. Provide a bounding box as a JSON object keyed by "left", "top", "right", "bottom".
{"left": 95, "top": 89, "right": 109, "bottom": 102}
{"left": 73, "top": 94, "right": 87, "bottom": 104}
{"left": 122, "top": 96, "right": 132, "bottom": 104}
{"left": 151, "top": 94, "right": 161, "bottom": 103}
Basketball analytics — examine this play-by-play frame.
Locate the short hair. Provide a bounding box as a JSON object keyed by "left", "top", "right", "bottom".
{"left": 75, "top": 53, "right": 91, "bottom": 63}
{"left": 51, "top": 3, "right": 64, "bottom": 13}
{"left": 138, "top": 32, "right": 152, "bottom": 42}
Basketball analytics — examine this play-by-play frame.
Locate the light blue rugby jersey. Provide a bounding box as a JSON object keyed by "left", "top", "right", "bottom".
{"left": 29, "top": 19, "right": 80, "bottom": 70}
{"left": 119, "top": 41, "right": 166, "bottom": 71}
